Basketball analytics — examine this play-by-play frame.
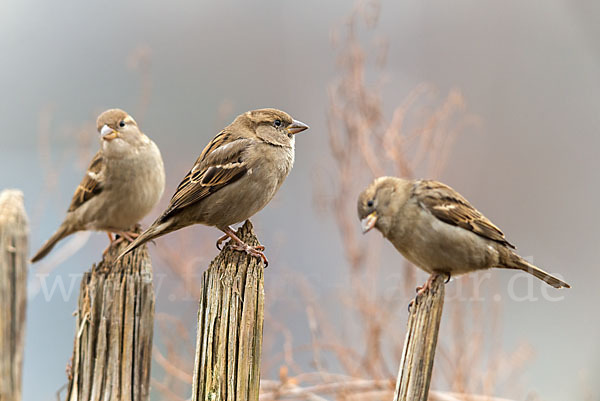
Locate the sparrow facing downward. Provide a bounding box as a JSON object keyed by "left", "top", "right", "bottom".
{"left": 31, "top": 109, "right": 166, "bottom": 262}
{"left": 358, "top": 177, "right": 570, "bottom": 290}
{"left": 117, "top": 108, "right": 309, "bottom": 265}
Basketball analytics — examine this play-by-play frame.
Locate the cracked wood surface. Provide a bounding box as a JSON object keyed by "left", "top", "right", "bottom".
{"left": 394, "top": 275, "right": 445, "bottom": 401}
{"left": 66, "top": 230, "right": 154, "bottom": 401}
{"left": 192, "top": 220, "right": 265, "bottom": 401}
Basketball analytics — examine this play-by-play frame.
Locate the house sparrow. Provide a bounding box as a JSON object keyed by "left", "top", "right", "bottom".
{"left": 31, "top": 109, "right": 165, "bottom": 262}
{"left": 117, "top": 108, "right": 309, "bottom": 265}
{"left": 358, "top": 177, "right": 570, "bottom": 290}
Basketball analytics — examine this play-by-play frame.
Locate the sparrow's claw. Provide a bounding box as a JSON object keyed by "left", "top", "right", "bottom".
{"left": 249, "top": 246, "right": 268, "bottom": 267}
{"left": 408, "top": 290, "right": 427, "bottom": 312}
{"left": 415, "top": 286, "right": 428, "bottom": 298}
{"left": 220, "top": 226, "right": 268, "bottom": 267}
{"left": 216, "top": 234, "right": 229, "bottom": 250}
{"left": 103, "top": 231, "right": 140, "bottom": 258}
{"left": 410, "top": 274, "right": 444, "bottom": 309}
{"left": 114, "top": 231, "right": 139, "bottom": 242}
{"left": 228, "top": 242, "right": 269, "bottom": 267}
{"left": 419, "top": 275, "right": 438, "bottom": 293}
{"left": 104, "top": 232, "right": 119, "bottom": 256}
{"left": 408, "top": 298, "right": 416, "bottom": 312}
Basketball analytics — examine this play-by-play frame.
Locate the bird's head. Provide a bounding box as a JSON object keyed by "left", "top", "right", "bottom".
{"left": 235, "top": 108, "right": 309, "bottom": 147}
{"left": 357, "top": 176, "right": 410, "bottom": 236}
{"left": 97, "top": 109, "right": 147, "bottom": 153}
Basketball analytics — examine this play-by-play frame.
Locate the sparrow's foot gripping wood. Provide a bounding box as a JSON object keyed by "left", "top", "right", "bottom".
{"left": 114, "top": 230, "right": 140, "bottom": 242}
{"left": 104, "top": 230, "right": 140, "bottom": 255}
{"left": 409, "top": 273, "right": 448, "bottom": 311}
{"left": 216, "top": 231, "right": 265, "bottom": 251}
{"left": 221, "top": 225, "right": 269, "bottom": 267}
{"left": 216, "top": 233, "right": 229, "bottom": 250}
{"left": 415, "top": 274, "right": 438, "bottom": 297}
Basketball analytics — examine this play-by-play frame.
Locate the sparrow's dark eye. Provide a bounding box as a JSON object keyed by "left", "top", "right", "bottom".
{"left": 367, "top": 199, "right": 374, "bottom": 207}
{"left": 119, "top": 120, "right": 125, "bottom": 128}
{"left": 273, "top": 119, "right": 282, "bottom": 128}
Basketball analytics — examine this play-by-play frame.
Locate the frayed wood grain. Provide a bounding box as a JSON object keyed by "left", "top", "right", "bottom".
{"left": 192, "top": 220, "right": 265, "bottom": 401}
{"left": 66, "top": 230, "right": 154, "bottom": 401}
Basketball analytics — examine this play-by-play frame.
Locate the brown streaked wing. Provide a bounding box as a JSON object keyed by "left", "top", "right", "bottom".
{"left": 68, "top": 152, "right": 105, "bottom": 212}
{"left": 414, "top": 180, "right": 516, "bottom": 249}
{"left": 199, "top": 130, "right": 230, "bottom": 161}
{"left": 163, "top": 135, "right": 253, "bottom": 216}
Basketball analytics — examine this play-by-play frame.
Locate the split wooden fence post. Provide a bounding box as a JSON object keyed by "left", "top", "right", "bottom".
{"left": 66, "top": 235, "right": 155, "bottom": 401}
{"left": 191, "top": 220, "right": 265, "bottom": 401}
{"left": 394, "top": 274, "right": 446, "bottom": 401}
{"left": 0, "top": 190, "right": 29, "bottom": 401}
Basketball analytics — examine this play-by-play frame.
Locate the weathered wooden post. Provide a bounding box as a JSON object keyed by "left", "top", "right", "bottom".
{"left": 394, "top": 275, "right": 445, "bottom": 401}
{"left": 0, "top": 190, "right": 28, "bottom": 401}
{"left": 66, "top": 235, "right": 154, "bottom": 401}
{"left": 191, "top": 220, "right": 265, "bottom": 401}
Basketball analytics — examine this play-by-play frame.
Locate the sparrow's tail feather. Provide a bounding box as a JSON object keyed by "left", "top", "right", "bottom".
{"left": 31, "top": 224, "right": 74, "bottom": 263}
{"left": 116, "top": 220, "right": 173, "bottom": 262}
{"left": 502, "top": 252, "right": 570, "bottom": 289}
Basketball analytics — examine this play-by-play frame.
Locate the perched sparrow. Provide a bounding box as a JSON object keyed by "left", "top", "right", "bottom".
{"left": 358, "top": 177, "right": 570, "bottom": 289}
{"left": 31, "top": 109, "right": 165, "bottom": 262}
{"left": 117, "top": 108, "right": 309, "bottom": 265}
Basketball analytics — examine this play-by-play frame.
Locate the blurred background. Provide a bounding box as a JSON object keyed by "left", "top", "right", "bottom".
{"left": 1, "top": 0, "right": 598, "bottom": 400}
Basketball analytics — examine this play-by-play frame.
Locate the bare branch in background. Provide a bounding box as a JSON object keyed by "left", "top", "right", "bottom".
{"left": 287, "top": 0, "right": 531, "bottom": 400}
{"left": 130, "top": 2, "right": 532, "bottom": 400}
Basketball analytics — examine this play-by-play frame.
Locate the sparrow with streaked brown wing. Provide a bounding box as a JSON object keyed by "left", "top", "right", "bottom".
{"left": 358, "top": 177, "right": 570, "bottom": 291}
{"left": 117, "top": 108, "right": 309, "bottom": 265}
{"left": 31, "top": 108, "right": 165, "bottom": 262}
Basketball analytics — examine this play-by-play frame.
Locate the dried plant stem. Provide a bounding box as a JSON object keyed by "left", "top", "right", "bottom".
{"left": 394, "top": 275, "right": 445, "bottom": 401}
{"left": 191, "top": 220, "right": 265, "bottom": 401}
{"left": 0, "top": 190, "right": 28, "bottom": 401}
{"left": 66, "top": 233, "right": 154, "bottom": 401}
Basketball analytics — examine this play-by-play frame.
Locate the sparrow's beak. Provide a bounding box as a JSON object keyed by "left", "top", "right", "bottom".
{"left": 100, "top": 124, "right": 119, "bottom": 141}
{"left": 361, "top": 212, "right": 378, "bottom": 234}
{"left": 287, "top": 119, "right": 309, "bottom": 135}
